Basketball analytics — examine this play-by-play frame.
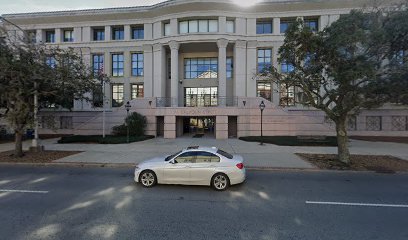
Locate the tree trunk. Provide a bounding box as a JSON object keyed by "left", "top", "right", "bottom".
{"left": 336, "top": 119, "right": 350, "bottom": 164}
{"left": 14, "top": 131, "right": 24, "bottom": 158}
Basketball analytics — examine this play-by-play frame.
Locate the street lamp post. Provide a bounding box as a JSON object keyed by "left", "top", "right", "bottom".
{"left": 125, "top": 101, "right": 132, "bottom": 143}
{"left": 259, "top": 101, "right": 266, "bottom": 145}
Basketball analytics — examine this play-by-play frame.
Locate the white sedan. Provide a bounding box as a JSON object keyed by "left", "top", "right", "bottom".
{"left": 134, "top": 146, "right": 245, "bottom": 191}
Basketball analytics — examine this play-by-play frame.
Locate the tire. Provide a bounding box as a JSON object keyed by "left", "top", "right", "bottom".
{"left": 211, "top": 173, "right": 229, "bottom": 191}
{"left": 139, "top": 170, "right": 157, "bottom": 188}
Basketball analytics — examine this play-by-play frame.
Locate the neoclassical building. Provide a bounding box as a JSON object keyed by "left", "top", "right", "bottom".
{"left": 1, "top": 0, "right": 407, "bottom": 139}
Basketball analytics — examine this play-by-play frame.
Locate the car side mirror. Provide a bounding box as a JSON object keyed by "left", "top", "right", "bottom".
{"left": 170, "top": 159, "right": 176, "bottom": 164}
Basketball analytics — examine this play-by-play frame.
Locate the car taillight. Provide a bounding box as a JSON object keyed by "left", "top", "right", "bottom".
{"left": 236, "top": 163, "right": 244, "bottom": 169}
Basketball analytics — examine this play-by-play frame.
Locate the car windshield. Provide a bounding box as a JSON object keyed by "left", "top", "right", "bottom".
{"left": 165, "top": 151, "right": 182, "bottom": 161}
{"left": 216, "top": 149, "right": 233, "bottom": 159}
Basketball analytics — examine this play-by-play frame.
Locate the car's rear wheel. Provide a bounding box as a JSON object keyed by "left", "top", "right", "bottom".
{"left": 139, "top": 170, "right": 157, "bottom": 188}
{"left": 211, "top": 173, "right": 229, "bottom": 191}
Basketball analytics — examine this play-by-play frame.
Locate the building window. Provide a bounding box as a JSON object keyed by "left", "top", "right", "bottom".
{"left": 179, "top": 19, "right": 218, "bottom": 34}
{"left": 92, "top": 54, "right": 104, "bottom": 76}
{"left": 92, "top": 84, "right": 104, "bottom": 108}
{"left": 131, "top": 84, "right": 144, "bottom": 99}
{"left": 60, "top": 116, "right": 73, "bottom": 129}
{"left": 257, "top": 48, "right": 272, "bottom": 73}
{"left": 280, "top": 84, "right": 295, "bottom": 106}
{"left": 304, "top": 18, "right": 318, "bottom": 32}
{"left": 227, "top": 57, "right": 233, "bottom": 79}
{"left": 280, "top": 20, "right": 295, "bottom": 34}
{"left": 164, "top": 23, "right": 171, "bottom": 36}
{"left": 112, "top": 54, "right": 124, "bottom": 77}
{"left": 256, "top": 20, "right": 273, "bottom": 34}
{"left": 281, "top": 60, "right": 294, "bottom": 73}
{"left": 226, "top": 20, "right": 235, "bottom": 33}
{"left": 184, "top": 58, "right": 218, "bottom": 79}
{"left": 131, "top": 53, "right": 144, "bottom": 76}
{"left": 112, "top": 27, "right": 124, "bottom": 40}
{"left": 185, "top": 87, "right": 218, "bottom": 107}
{"left": 257, "top": 82, "right": 272, "bottom": 101}
{"left": 112, "top": 84, "right": 124, "bottom": 107}
{"left": 132, "top": 26, "right": 144, "bottom": 39}
{"left": 46, "top": 56, "right": 57, "bottom": 68}
{"left": 45, "top": 30, "right": 55, "bottom": 43}
{"left": 366, "top": 116, "right": 382, "bottom": 131}
{"left": 395, "top": 50, "right": 406, "bottom": 64}
{"left": 63, "top": 30, "right": 74, "bottom": 42}
{"left": 93, "top": 28, "right": 105, "bottom": 41}
{"left": 391, "top": 116, "right": 407, "bottom": 131}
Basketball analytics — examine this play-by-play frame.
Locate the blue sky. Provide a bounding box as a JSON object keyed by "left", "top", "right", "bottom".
{"left": 0, "top": 0, "right": 165, "bottom": 15}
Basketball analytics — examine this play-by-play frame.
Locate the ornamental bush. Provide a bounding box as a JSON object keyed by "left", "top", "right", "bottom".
{"left": 112, "top": 112, "right": 147, "bottom": 136}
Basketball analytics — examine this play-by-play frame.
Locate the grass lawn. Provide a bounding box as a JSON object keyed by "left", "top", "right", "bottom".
{"left": 239, "top": 136, "right": 338, "bottom": 146}
{"left": 58, "top": 135, "right": 155, "bottom": 144}
{"left": 297, "top": 153, "right": 408, "bottom": 173}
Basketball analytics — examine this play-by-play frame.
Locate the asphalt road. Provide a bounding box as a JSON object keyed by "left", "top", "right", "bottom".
{"left": 0, "top": 165, "right": 407, "bottom": 240}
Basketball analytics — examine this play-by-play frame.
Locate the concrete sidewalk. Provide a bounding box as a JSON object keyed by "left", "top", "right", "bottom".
{"left": 1, "top": 137, "right": 407, "bottom": 169}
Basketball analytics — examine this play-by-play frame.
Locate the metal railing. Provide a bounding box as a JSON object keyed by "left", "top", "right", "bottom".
{"left": 155, "top": 96, "right": 239, "bottom": 107}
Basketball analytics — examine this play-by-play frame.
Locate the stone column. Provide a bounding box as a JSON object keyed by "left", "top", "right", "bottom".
{"left": 153, "top": 43, "right": 166, "bottom": 98}
{"left": 246, "top": 40, "right": 258, "bottom": 97}
{"left": 104, "top": 50, "right": 112, "bottom": 108}
{"left": 234, "top": 40, "right": 247, "bottom": 97}
{"left": 124, "top": 50, "right": 131, "bottom": 102}
{"left": 170, "top": 18, "right": 178, "bottom": 36}
{"left": 247, "top": 18, "right": 256, "bottom": 36}
{"left": 36, "top": 29, "right": 43, "bottom": 43}
{"left": 82, "top": 27, "right": 91, "bottom": 42}
{"left": 216, "top": 116, "right": 228, "bottom": 139}
{"left": 273, "top": 18, "right": 280, "bottom": 35}
{"left": 55, "top": 28, "right": 61, "bottom": 43}
{"left": 164, "top": 115, "right": 176, "bottom": 139}
{"left": 169, "top": 41, "right": 180, "bottom": 107}
{"left": 217, "top": 39, "right": 228, "bottom": 105}
{"left": 73, "top": 27, "right": 82, "bottom": 42}
{"left": 143, "top": 44, "right": 153, "bottom": 97}
{"left": 105, "top": 26, "right": 111, "bottom": 41}
{"left": 218, "top": 16, "right": 227, "bottom": 33}
{"left": 272, "top": 46, "right": 280, "bottom": 105}
{"left": 124, "top": 25, "right": 131, "bottom": 40}
{"left": 144, "top": 23, "right": 153, "bottom": 40}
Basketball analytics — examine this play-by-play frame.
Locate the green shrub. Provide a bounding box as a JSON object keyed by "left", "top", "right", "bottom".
{"left": 239, "top": 136, "right": 338, "bottom": 146}
{"left": 58, "top": 135, "right": 154, "bottom": 144}
{"left": 112, "top": 112, "right": 146, "bottom": 136}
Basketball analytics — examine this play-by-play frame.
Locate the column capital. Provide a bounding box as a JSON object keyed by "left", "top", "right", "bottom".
{"left": 142, "top": 44, "right": 153, "bottom": 52}
{"left": 247, "top": 40, "right": 258, "bottom": 49}
{"left": 169, "top": 41, "right": 180, "bottom": 51}
{"left": 153, "top": 43, "right": 163, "bottom": 52}
{"left": 235, "top": 40, "right": 247, "bottom": 49}
{"left": 217, "top": 38, "right": 229, "bottom": 49}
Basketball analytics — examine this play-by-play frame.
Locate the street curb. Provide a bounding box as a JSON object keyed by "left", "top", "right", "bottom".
{"left": 0, "top": 162, "right": 135, "bottom": 168}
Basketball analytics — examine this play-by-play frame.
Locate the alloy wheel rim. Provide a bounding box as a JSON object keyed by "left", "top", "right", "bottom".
{"left": 141, "top": 172, "right": 155, "bottom": 186}
{"left": 214, "top": 175, "right": 227, "bottom": 189}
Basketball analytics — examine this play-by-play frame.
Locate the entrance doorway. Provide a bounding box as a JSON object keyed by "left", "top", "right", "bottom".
{"left": 183, "top": 117, "right": 215, "bottom": 137}
{"left": 156, "top": 116, "right": 164, "bottom": 137}
{"left": 228, "top": 116, "right": 237, "bottom": 138}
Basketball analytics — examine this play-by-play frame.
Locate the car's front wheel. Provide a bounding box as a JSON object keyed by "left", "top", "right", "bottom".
{"left": 139, "top": 170, "right": 157, "bottom": 188}
{"left": 211, "top": 173, "right": 229, "bottom": 191}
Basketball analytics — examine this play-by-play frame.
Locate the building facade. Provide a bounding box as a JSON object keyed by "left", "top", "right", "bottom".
{"left": 2, "top": 0, "right": 407, "bottom": 139}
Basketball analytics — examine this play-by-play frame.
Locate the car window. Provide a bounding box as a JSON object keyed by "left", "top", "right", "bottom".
{"left": 195, "top": 151, "right": 220, "bottom": 163}
{"left": 216, "top": 149, "right": 233, "bottom": 159}
{"left": 175, "top": 151, "right": 196, "bottom": 163}
{"left": 165, "top": 150, "right": 181, "bottom": 161}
